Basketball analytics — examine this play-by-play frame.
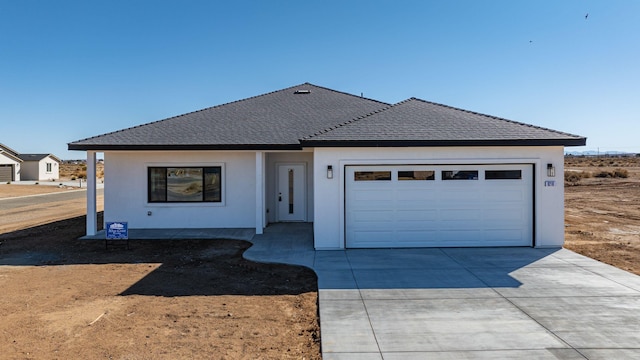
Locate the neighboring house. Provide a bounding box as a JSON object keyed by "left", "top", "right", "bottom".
{"left": 17, "top": 154, "right": 62, "bottom": 181}
{"left": 0, "top": 144, "right": 22, "bottom": 182}
{"left": 69, "top": 83, "right": 586, "bottom": 249}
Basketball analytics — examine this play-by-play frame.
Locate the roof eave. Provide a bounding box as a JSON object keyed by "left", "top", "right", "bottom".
{"left": 301, "top": 138, "right": 587, "bottom": 147}
{"left": 67, "top": 143, "right": 304, "bottom": 151}
{"left": 0, "top": 151, "right": 23, "bottom": 163}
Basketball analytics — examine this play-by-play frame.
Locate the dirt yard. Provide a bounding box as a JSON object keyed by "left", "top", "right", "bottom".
{"left": 564, "top": 155, "right": 640, "bottom": 275}
{"left": 0, "top": 185, "right": 73, "bottom": 199}
{"left": 0, "top": 186, "right": 320, "bottom": 359}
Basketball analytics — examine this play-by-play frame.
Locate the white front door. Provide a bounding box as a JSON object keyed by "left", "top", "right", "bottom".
{"left": 277, "top": 163, "right": 306, "bottom": 222}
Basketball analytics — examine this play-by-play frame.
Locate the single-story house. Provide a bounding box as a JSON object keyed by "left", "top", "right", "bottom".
{"left": 0, "top": 143, "right": 22, "bottom": 182}
{"left": 17, "top": 154, "right": 62, "bottom": 181}
{"left": 69, "top": 83, "right": 586, "bottom": 249}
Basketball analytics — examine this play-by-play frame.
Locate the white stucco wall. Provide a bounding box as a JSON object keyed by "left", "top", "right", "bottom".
{"left": 43, "top": 157, "right": 60, "bottom": 180}
{"left": 104, "top": 151, "right": 257, "bottom": 229}
{"left": 20, "top": 157, "right": 59, "bottom": 180}
{"left": 313, "top": 146, "right": 566, "bottom": 250}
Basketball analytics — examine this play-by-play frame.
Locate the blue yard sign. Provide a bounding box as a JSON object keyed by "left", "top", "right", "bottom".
{"left": 106, "top": 222, "right": 128, "bottom": 239}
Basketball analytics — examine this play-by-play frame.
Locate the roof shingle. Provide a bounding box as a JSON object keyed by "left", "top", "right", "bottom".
{"left": 17, "top": 154, "right": 60, "bottom": 162}
{"left": 68, "top": 83, "right": 586, "bottom": 150}
{"left": 302, "top": 98, "right": 585, "bottom": 146}
{"left": 68, "top": 83, "right": 389, "bottom": 150}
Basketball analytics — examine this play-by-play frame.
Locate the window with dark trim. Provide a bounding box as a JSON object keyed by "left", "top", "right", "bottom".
{"left": 46, "top": 163, "right": 52, "bottom": 172}
{"left": 485, "top": 170, "right": 522, "bottom": 180}
{"left": 442, "top": 170, "right": 478, "bottom": 180}
{"left": 398, "top": 170, "right": 435, "bottom": 180}
{"left": 148, "top": 167, "right": 222, "bottom": 203}
{"left": 354, "top": 171, "right": 391, "bottom": 181}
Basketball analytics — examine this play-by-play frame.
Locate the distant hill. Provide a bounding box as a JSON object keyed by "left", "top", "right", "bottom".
{"left": 566, "top": 150, "right": 638, "bottom": 156}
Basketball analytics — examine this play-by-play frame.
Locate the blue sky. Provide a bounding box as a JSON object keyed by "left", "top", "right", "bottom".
{"left": 1, "top": 1, "right": 638, "bottom": 159}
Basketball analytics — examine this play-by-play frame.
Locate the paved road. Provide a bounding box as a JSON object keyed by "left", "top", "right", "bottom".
{"left": 0, "top": 188, "right": 104, "bottom": 210}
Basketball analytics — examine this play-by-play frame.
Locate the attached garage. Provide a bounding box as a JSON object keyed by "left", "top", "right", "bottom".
{"left": 1, "top": 144, "right": 23, "bottom": 182}
{"left": 345, "top": 164, "right": 533, "bottom": 248}
{"left": 0, "top": 164, "right": 14, "bottom": 182}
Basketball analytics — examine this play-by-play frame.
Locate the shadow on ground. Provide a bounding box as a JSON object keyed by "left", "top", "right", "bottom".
{"left": 0, "top": 214, "right": 317, "bottom": 296}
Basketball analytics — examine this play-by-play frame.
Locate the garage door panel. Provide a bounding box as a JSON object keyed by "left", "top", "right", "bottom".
{"left": 396, "top": 189, "right": 434, "bottom": 201}
{"left": 395, "top": 231, "right": 439, "bottom": 243}
{"left": 349, "top": 200, "right": 393, "bottom": 209}
{"left": 439, "top": 221, "right": 484, "bottom": 231}
{"left": 438, "top": 230, "right": 481, "bottom": 242}
{"left": 440, "top": 209, "right": 481, "bottom": 221}
{"left": 438, "top": 190, "right": 481, "bottom": 202}
{"left": 353, "top": 189, "right": 394, "bottom": 201}
{"left": 350, "top": 231, "right": 394, "bottom": 246}
{"left": 394, "top": 221, "right": 439, "bottom": 232}
{"left": 484, "top": 189, "right": 526, "bottom": 201}
{"left": 396, "top": 200, "right": 438, "bottom": 210}
{"left": 396, "top": 209, "right": 438, "bottom": 221}
{"left": 346, "top": 164, "right": 533, "bottom": 248}
{"left": 485, "top": 230, "right": 527, "bottom": 243}
{"left": 483, "top": 208, "right": 525, "bottom": 221}
{"left": 352, "top": 210, "right": 395, "bottom": 222}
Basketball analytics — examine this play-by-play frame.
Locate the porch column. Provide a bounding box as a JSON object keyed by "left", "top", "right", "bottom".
{"left": 255, "top": 151, "right": 265, "bottom": 234}
{"left": 86, "top": 151, "right": 97, "bottom": 236}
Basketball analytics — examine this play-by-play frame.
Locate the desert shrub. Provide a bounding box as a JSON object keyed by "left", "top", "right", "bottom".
{"left": 594, "top": 169, "right": 629, "bottom": 178}
{"left": 565, "top": 172, "right": 581, "bottom": 184}
{"left": 71, "top": 176, "right": 76, "bottom": 180}
{"left": 614, "top": 168, "right": 629, "bottom": 178}
{"left": 565, "top": 171, "right": 591, "bottom": 184}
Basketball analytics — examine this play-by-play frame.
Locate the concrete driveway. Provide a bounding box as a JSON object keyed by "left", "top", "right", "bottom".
{"left": 246, "top": 224, "right": 640, "bottom": 359}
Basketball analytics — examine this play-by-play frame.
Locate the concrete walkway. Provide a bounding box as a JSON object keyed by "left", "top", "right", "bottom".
{"left": 246, "top": 223, "right": 640, "bottom": 359}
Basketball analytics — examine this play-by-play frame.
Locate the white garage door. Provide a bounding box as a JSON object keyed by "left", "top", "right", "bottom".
{"left": 345, "top": 164, "right": 533, "bottom": 248}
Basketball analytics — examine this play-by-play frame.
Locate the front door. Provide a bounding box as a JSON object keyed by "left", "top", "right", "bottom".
{"left": 277, "top": 163, "right": 306, "bottom": 222}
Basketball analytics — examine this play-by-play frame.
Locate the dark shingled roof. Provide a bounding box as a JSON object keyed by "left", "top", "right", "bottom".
{"left": 302, "top": 98, "right": 586, "bottom": 147}
{"left": 17, "top": 154, "right": 62, "bottom": 162}
{"left": 68, "top": 83, "right": 389, "bottom": 151}
{"left": 69, "top": 83, "right": 586, "bottom": 151}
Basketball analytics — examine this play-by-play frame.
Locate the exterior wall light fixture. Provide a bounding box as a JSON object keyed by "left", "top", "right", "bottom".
{"left": 547, "top": 163, "right": 555, "bottom": 177}
{"left": 327, "top": 165, "right": 333, "bottom": 179}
